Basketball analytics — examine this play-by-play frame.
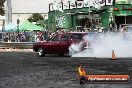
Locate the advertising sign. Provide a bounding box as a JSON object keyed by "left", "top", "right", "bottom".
{"left": 49, "top": 3, "right": 54, "bottom": 11}
{"left": 99, "top": 0, "right": 105, "bottom": 6}
{"left": 70, "top": 1, "right": 76, "bottom": 9}
{"left": 92, "top": 0, "right": 101, "bottom": 9}
{"left": 76, "top": 0, "right": 84, "bottom": 8}
{"left": 84, "top": 0, "right": 90, "bottom": 7}
{"left": 106, "top": 0, "right": 114, "bottom": 5}
{"left": 63, "top": 1, "right": 70, "bottom": 10}
{"left": 58, "top": 2, "right": 63, "bottom": 12}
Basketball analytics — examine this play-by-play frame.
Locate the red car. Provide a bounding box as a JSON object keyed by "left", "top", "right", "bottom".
{"left": 33, "top": 32, "right": 87, "bottom": 57}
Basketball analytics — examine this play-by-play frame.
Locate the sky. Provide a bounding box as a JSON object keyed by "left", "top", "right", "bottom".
{"left": 11, "top": 0, "right": 62, "bottom": 13}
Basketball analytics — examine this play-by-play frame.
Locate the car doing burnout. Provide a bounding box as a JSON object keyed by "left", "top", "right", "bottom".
{"left": 33, "top": 32, "right": 87, "bottom": 56}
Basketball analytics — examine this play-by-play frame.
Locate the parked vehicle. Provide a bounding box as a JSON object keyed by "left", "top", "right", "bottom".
{"left": 33, "top": 32, "right": 87, "bottom": 57}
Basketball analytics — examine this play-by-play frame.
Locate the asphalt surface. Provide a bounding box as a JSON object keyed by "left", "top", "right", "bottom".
{"left": 0, "top": 51, "right": 132, "bottom": 88}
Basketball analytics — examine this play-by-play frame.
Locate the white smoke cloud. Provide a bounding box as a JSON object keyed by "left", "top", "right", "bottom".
{"left": 69, "top": 32, "right": 132, "bottom": 58}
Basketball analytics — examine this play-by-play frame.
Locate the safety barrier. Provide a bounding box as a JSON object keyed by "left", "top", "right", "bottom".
{"left": 0, "top": 42, "right": 34, "bottom": 52}
{"left": 0, "top": 42, "right": 34, "bottom": 49}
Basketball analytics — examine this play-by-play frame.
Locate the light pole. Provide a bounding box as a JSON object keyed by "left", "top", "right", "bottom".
{"left": 7, "top": 0, "right": 12, "bottom": 23}
{"left": 17, "top": 19, "right": 20, "bottom": 34}
{"left": 17, "top": 19, "right": 20, "bottom": 42}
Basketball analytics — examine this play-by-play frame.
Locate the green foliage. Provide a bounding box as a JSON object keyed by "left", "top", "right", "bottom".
{"left": 0, "top": 0, "right": 5, "bottom": 15}
{"left": 27, "top": 13, "right": 44, "bottom": 22}
{"left": 0, "top": 7, "right": 5, "bottom": 16}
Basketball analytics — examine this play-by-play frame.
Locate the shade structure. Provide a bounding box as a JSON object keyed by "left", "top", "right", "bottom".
{"left": 5, "top": 23, "right": 17, "bottom": 32}
{"left": 0, "top": 16, "right": 7, "bottom": 20}
{"left": 19, "top": 21, "right": 44, "bottom": 31}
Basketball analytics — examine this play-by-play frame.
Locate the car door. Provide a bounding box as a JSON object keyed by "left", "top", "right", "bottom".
{"left": 60, "top": 34, "right": 71, "bottom": 53}
{"left": 48, "top": 34, "right": 62, "bottom": 54}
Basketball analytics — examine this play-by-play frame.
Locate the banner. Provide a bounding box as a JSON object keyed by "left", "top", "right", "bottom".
{"left": 56, "top": 14, "right": 66, "bottom": 28}
{"left": 70, "top": 1, "right": 76, "bottom": 9}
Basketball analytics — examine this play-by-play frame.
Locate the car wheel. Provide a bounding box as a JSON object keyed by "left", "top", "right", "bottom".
{"left": 38, "top": 48, "right": 45, "bottom": 57}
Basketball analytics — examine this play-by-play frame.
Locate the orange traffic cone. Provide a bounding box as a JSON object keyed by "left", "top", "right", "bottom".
{"left": 111, "top": 50, "right": 116, "bottom": 60}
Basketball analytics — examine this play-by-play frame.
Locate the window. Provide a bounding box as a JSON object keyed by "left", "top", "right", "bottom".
{"left": 61, "top": 35, "right": 70, "bottom": 41}
{"left": 52, "top": 35, "right": 60, "bottom": 41}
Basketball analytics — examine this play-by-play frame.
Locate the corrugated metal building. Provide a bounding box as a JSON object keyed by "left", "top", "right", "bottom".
{"left": 48, "top": 0, "right": 132, "bottom": 31}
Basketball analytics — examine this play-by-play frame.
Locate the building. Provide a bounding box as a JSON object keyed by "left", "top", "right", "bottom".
{"left": 48, "top": 0, "right": 132, "bottom": 31}
{"left": 114, "top": 0, "right": 132, "bottom": 28}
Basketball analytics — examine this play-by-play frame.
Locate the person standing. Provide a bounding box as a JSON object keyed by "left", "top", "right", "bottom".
{"left": 109, "top": 21, "right": 116, "bottom": 32}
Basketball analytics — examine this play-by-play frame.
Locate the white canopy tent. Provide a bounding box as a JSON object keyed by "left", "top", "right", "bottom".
{"left": 0, "top": 16, "right": 7, "bottom": 20}
{"left": 0, "top": 23, "right": 17, "bottom": 32}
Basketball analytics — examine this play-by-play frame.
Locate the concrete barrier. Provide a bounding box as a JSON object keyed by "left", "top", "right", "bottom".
{"left": 0, "top": 42, "right": 34, "bottom": 49}
{"left": 0, "top": 48, "right": 33, "bottom": 52}
{"left": 0, "top": 42, "right": 34, "bottom": 52}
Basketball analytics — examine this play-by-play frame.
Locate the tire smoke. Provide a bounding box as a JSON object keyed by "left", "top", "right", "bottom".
{"left": 69, "top": 32, "right": 132, "bottom": 58}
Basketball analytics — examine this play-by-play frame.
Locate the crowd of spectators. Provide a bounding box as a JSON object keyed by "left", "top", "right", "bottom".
{"left": 1, "top": 26, "right": 128, "bottom": 42}
{"left": 2, "top": 29, "right": 65, "bottom": 42}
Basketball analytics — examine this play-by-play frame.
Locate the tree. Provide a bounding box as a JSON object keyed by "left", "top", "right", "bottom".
{"left": 0, "top": 0, "right": 5, "bottom": 16}
{"left": 36, "top": 19, "right": 48, "bottom": 29}
{"left": 27, "top": 13, "right": 44, "bottom": 22}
